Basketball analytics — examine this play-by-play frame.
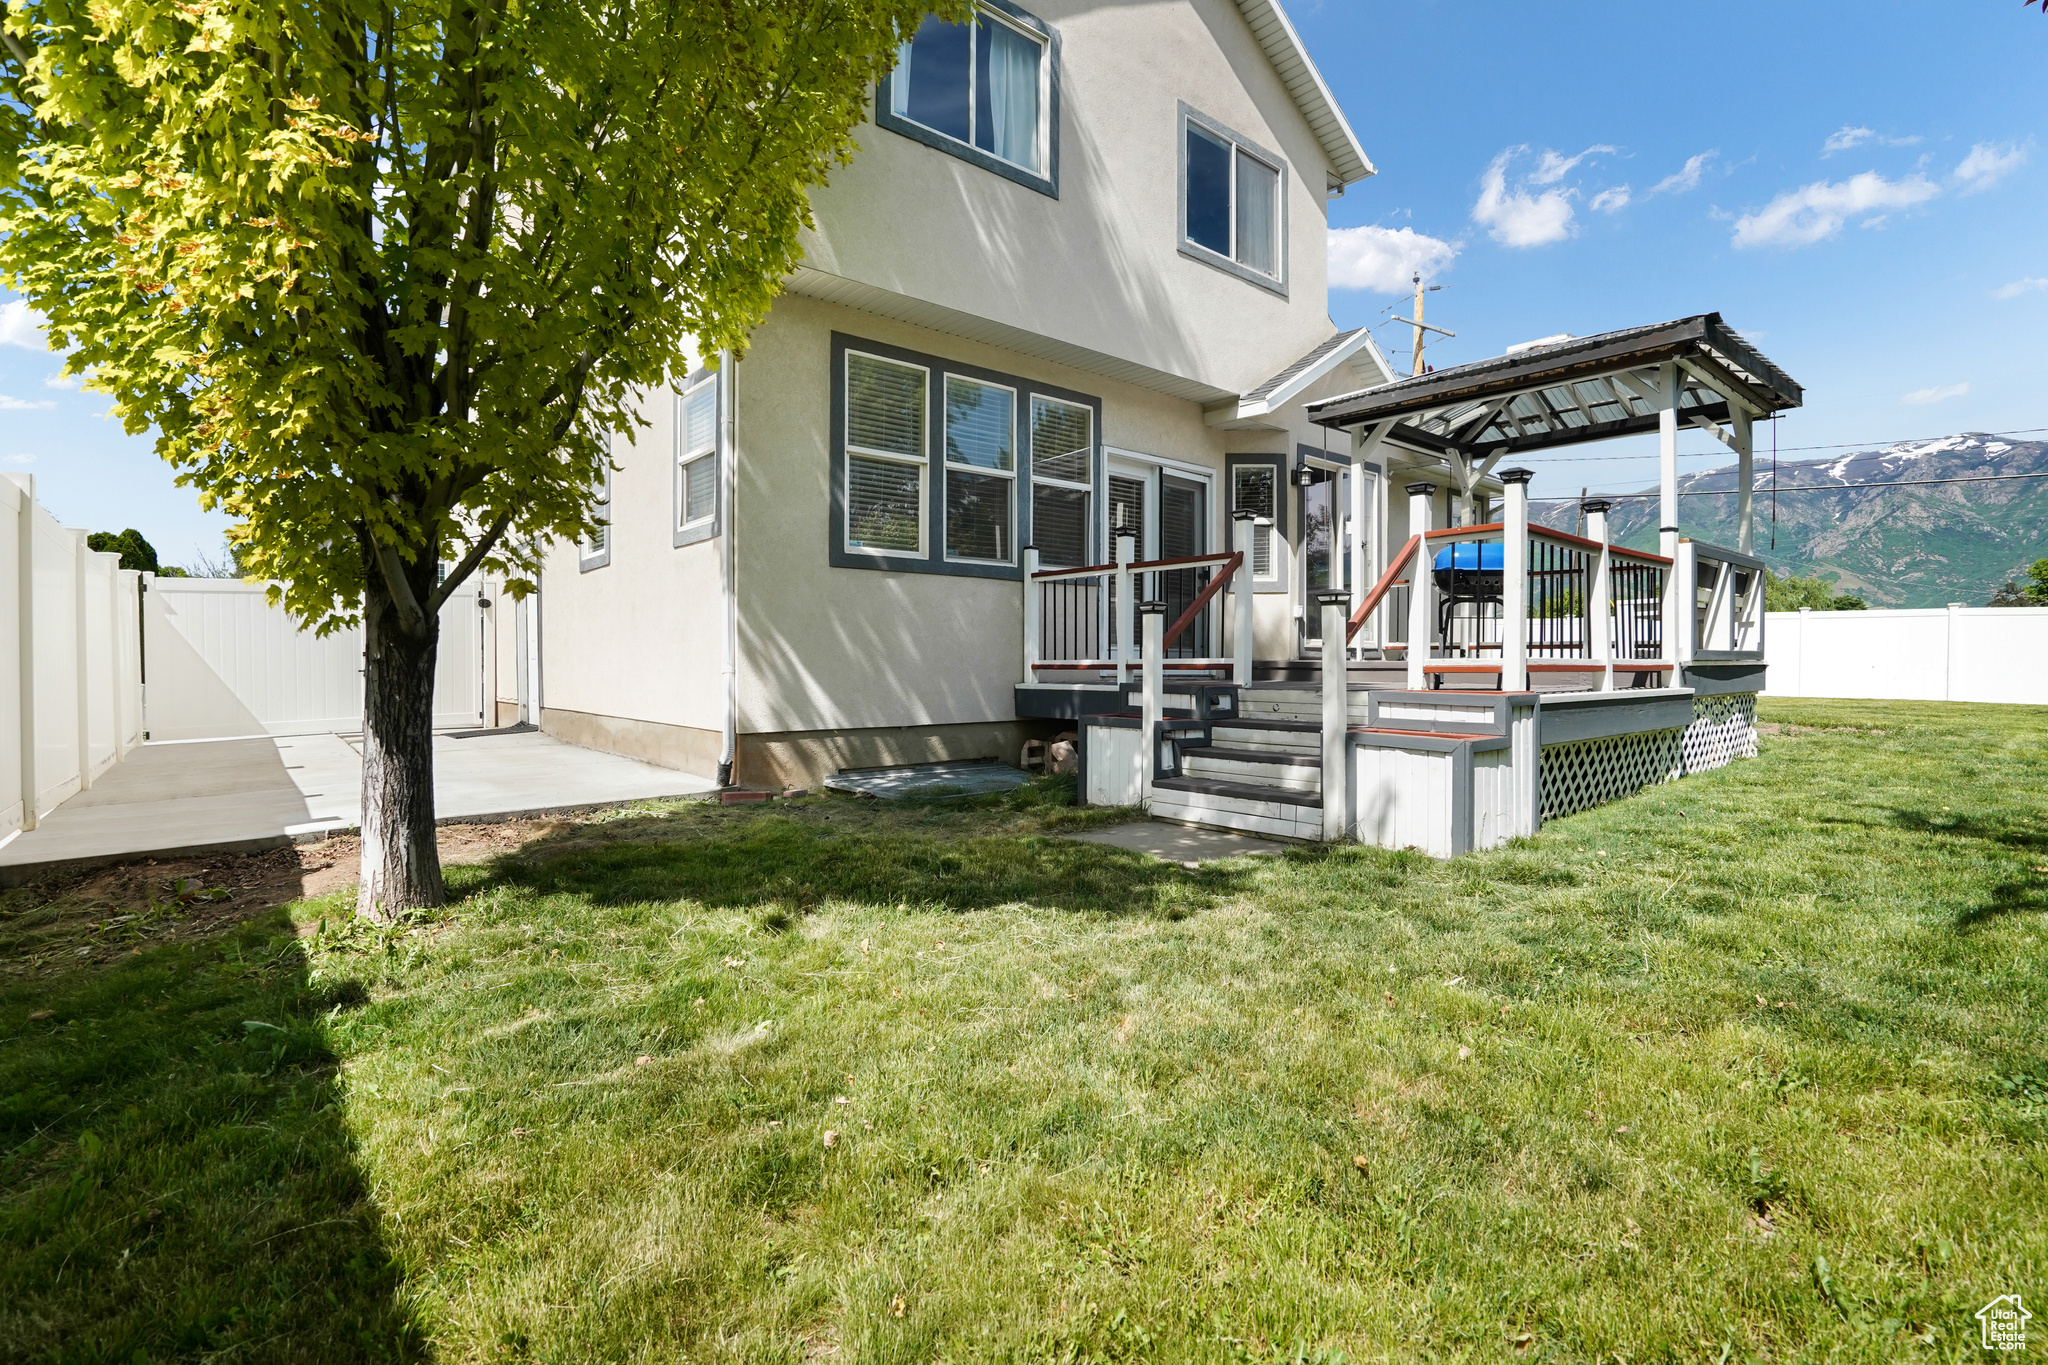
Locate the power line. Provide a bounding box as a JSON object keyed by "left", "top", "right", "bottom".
{"left": 1542, "top": 469, "right": 2048, "bottom": 501}
{"left": 1511, "top": 426, "right": 2048, "bottom": 466}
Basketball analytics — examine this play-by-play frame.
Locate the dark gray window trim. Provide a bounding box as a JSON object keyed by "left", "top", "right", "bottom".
{"left": 1176, "top": 101, "right": 1290, "bottom": 298}
{"left": 874, "top": 0, "right": 1060, "bottom": 200}
{"left": 829, "top": 331, "right": 1102, "bottom": 581}
{"left": 1226, "top": 452, "right": 1286, "bottom": 593}
{"left": 673, "top": 366, "right": 721, "bottom": 549}
{"left": 579, "top": 461, "right": 613, "bottom": 572}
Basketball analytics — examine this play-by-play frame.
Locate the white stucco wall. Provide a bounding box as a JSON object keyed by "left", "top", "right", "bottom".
{"left": 538, "top": 383, "right": 727, "bottom": 736}
{"left": 800, "top": 0, "right": 1343, "bottom": 398}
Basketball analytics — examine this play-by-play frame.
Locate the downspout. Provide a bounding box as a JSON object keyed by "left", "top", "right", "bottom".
{"left": 717, "top": 349, "right": 738, "bottom": 787}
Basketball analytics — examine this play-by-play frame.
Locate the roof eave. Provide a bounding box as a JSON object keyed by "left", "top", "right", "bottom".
{"left": 1234, "top": 0, "right": 1375, "bottom": 188}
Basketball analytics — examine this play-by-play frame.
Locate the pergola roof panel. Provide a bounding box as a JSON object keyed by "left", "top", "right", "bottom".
{"left": 1308, "top": 313, "right": 1801, "bottom": 460}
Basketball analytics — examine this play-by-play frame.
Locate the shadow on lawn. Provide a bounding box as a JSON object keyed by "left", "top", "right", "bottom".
{"left": 488, "top": 809, "right": 1256, "bottom": 921}
{"left": 0, "top": 902, "right": 429, "bottom": 1363}
{"left": 1885, "top": 808, "right": 2048, "bottom": 931}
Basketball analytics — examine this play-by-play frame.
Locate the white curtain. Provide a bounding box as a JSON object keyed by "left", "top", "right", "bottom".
{"left": 985, "top": 23, "right": 1041, "bottom": 171}
{"left": 890, "top": 39, "right": 913, "bottom": 117}
{"left": 1234, "top": 150, "right": 1278, "bottom": 276}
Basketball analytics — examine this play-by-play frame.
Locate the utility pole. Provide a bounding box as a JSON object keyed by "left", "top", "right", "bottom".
{"left": 1394, "top": 274, "right": 1451, "bottom": 378}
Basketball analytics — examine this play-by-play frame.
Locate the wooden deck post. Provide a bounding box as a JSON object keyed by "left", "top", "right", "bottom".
{"left": 1316, "top": 590, "right": 1349, "bottom": 842}
{"left": 1138, "top": 599, "right": 1166, "bottom": 802}
{"left": 1657, "top": 361, "right": 1682, "bottom": 674}
{"left": 1500, "top": 468, "right": 1532, "bottom": 692}
{"left": 1585, "top": 500, "right": 1614, "bottom": 691}
{"left": 1673, "top": 540, "right": 1696, "bottom": 670}
{"left": 1350, "top": 420, "right": 1395, "bottom": 653}
{"left": 1231, "top": 513, "right": 1254, "bottom": 687}
{"left": 1022, "top": 545, "right": 1040, "bottom": 684}
{"left": 1405, "top": 483, "right": 1434, "bottom": 690}
{"left": 1114, "top": 531, "right": 1136, "bottom": 686}
{"left": 1733, "top": 406, "right": 1756, "bottom": 556}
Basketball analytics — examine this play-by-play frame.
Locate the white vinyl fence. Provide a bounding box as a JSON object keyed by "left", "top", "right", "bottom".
{"left": 1, "top": 474, "right": 146, "bottom": 838}
{"left": 1764, "top": 605, "right": 2048, "bottom": 705}
{"left": 144, "top": 577, "right": 485, "bottom": 741}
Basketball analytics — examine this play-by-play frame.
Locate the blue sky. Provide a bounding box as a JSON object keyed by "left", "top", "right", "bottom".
{"left": 2, "top": 0, "right": 2043, "bottom": 558}
{"left": 1302, "top": 0, "right": 2047, "bottom": 501}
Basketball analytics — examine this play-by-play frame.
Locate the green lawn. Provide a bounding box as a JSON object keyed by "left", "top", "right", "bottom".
{"left": 5, "top": 698, "right": 2047, "bottom": 1363}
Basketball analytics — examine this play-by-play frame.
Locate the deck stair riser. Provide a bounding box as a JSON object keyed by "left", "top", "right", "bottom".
{"left": 1181, "top": 750, "right": 1321, "bottom": 792}
{"left": 1208, "top": 721, "right": 1319, "bottom": 757}
{"left": 1239, "top": 688, "right": 1371, "bottom": 728}
{"left": 1148, "top": 787, "right": 1323, "bottom": 842}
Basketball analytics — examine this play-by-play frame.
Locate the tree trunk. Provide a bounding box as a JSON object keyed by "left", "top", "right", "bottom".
{"left": 357, "top": 562, "right": 445, "bottom": 919}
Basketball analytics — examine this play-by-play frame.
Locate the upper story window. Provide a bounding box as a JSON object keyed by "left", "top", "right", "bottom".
{"left": 1179, "top": 104, "right": 1288, "bottom": 296}
{"left": 877, "top": 2, "right": 1060, "bottom": 199}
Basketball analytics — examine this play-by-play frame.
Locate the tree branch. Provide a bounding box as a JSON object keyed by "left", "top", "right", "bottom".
{"left": 366, "top": 531, "right": 431, "bottom": 637}
{"left": 424, "top": 509, "right": 513, "bottom": 616}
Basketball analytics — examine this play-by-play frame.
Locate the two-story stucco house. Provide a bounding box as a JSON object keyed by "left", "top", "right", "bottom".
{"left": 484, "top": 0, "right": 1790, "bottom": 847}
{"left": 492, "top": 0, "right": 1440, "bottom": 785}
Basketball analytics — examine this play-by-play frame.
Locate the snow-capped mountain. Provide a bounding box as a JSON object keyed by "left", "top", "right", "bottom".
{"left": 1530, "top": 433, "right": 2048, "bottom": 608}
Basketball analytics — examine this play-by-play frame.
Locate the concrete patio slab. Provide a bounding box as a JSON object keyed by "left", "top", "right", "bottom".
{"left": 1063, "top": 820, "right": 1288, "bottom": 867}
{"left": 0, "top": 729, "right": 715, "bottom": 883}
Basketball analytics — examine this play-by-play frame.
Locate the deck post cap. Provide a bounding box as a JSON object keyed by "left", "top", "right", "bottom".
{"left": 1311, "top": 590, "right": 1350, "bottom": 607}
{"left": 1404, "top": 482, "right": 1437, "bottom": 496}
{"left": 1582, "top": 498, "right": 1613, "bottom": 513}
{"left": 1231, "top": 509, "right": 1257, "bottom": 520}
{"left": 1135, "top": 599, "right": 1169, "bottom": 615}
{"left": 1498, "top": 467, "right": 1535, "bottom": 485}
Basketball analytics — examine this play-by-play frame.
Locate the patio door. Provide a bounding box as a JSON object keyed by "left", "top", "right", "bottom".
{"left": 1300, "top": 466, "right": 1349, "bottom": 652}
{"left": 1105, "top": 452, "right": 1215, "bottom": 659}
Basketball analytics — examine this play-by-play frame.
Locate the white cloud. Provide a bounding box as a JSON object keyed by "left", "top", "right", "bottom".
{"left": 0, "top": 299, "right": 49, "bottom": 350}
{"left": 1822, "top": 126, "right": 1920, "bottom": 157}
{"left": 1326, "top": 225, "right": 1460, "bottom": 292}
{"left": 1651, "top": 151, "right": 1716, "bottom": 195}
{"left": 1953, "top": 141, "right": 2027, "bottom": 194}
{"left": 2, "top": 454, "right": 35, "bottom": 466}
{"left": 1529, "top": 145, "right": 1615, "bottom": 185}
{"left": 0, "top": 395, "right": 54, "bottom": 411}
{"left": 1731, "top": 172, "right": 1940, "bottom": 248}
{"left": 1993, "top": 276, "right": 2048, "bottom": 299}
{"left": 1473, "top": 147, "right": 1578, "bottom": 247}
{"left": 1590, "top": 186, "right": 1632, "bottom": 213}
{"left": 1901, "top": 381, "right": 1968, "bottom": 405}
{"left": 42, "top": 373, "right": 77, "bottom": 391}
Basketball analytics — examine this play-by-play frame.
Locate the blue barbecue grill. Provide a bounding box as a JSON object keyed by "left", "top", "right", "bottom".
{"left": 1432, "top": 541, "right": 1504, "bottom": 644}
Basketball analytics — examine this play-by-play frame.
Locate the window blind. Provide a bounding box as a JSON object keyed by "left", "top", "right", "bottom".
{"left": 683, "top": 455, "right": 716, "bottom": 525}
{"left": 847, "top": 353, "right": 926, "bottom": 457}
{"left": 1030, "top": 396, "right": 1092, "bottom": 484}
{"left": 946, "top": 469, "right": 1011, "bottom": 562}
{"left": 1032, "top": 485, "right": 1089, "bottom": 568}
{"left": 847, "top": 456, "right": 921, "bottom": 553}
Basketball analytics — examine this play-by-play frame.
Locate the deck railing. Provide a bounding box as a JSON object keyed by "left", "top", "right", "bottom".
{"left": 1023, "top": 531, "right": 1246, "bottom": 682}
{"left": 1683, "top": 538, "right": 1766, "bottom": 661}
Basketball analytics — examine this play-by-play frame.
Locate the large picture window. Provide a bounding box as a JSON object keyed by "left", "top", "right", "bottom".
{"left": 877, "top": 2, "right": 1059, "bottom": 197}
{"left": 845, "top": 352, "right": 929, "bottom": 557}
{"left": 674, "top": 372, "right": 719, "bottom": 546}
{"left": 1179, "top": 104, "right": 1287, "bottom": 293}
{"left": 830, "top": 334, "right": 1099, "bottom": 580}
{"left": 1029, "top": 395, "right": 1093, "bottom": 569}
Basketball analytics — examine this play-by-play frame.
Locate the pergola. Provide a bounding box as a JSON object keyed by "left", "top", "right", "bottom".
{"left": 1305, "top": 313, "right": 1803, "bottom": 562}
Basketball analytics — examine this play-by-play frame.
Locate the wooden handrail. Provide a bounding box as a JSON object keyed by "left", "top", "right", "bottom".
{"left": 1424, "top": 523, "right": 1505, "bottom": 540}
{"left": 1160, "top": 551, "right": 1244, "bottom": 650}
{"left": 1345, "top": 534, "right": 1422, "bottom": 642}
{"left": 1032, "top": 549, "right": 1243, "bottom": 581}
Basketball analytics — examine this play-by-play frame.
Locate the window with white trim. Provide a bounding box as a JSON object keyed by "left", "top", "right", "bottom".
{"left": 943, "top": 375, "right": 1015, "bottom": 563}
{"left": 579, "top": 461, "right": 612, "bottom": 571}
{"left": 844, "top": 351, "right": 928, "bottom": 556}
{"left": 1180, "top": 106, "right": 1285, "bottom": 289}
{"left": 1029, "top": 395, "right": 1092, "bottom": 568}
{"left": 887, "top": 5, "right": 1048, "bottom": 175}
{"left": 675, "top": 373, "right": 718, "bottom": 543}
{"left": 1229, "top": 457, "right": 1280, "bottom": 588}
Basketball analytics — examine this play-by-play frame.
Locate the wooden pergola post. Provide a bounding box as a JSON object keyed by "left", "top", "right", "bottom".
{"left": 1350, "top": 420, "right": 1395, "bottom": 651}
{"left": 1657, "top": 361, "right": 1682, "bottom": 673}
{"left": 1405, "top": 482, "right": 1434, "bottom": 690}
{"left": 1500, "top": 468, "right": 1532, "bottom": 692}
{"left": 1733, "top": 406, "right": 1756, "bottom": 555}
{"left": 1586, "top": 499, "right": 1615, "bottom": 691}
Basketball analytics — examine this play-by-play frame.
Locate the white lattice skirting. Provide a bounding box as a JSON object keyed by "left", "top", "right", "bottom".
{"left": 1539, "top": 692, "right": 1758, "bottom": 820}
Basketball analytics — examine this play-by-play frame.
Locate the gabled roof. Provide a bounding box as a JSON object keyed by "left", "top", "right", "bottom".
{"left": 1234, "top": 0, "right": 1374, "bottom": 189}
{"left": 1205, "top": 326, "right": 1396, "bottom": 428}
{"left": 1306, "top": 314, "right": 1802, "bottom": 459}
